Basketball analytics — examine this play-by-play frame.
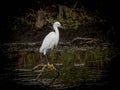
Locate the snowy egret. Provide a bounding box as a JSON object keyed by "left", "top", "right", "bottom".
{"left": 39, "top": 21, "right": 62, "bottom": 70}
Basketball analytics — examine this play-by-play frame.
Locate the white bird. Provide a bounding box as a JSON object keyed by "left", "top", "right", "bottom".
{"left": 39, "top": 21, "right": 62, "bottom": 70}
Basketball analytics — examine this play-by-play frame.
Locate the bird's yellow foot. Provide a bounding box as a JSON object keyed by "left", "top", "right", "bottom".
{"left": 47, "top": 63, "right": 56, "bottom": 70}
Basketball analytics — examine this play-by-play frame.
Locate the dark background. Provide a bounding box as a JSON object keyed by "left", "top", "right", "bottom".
{"left": 0, "top": 0, "right": 120, "bottom": 89}
{"left": 0, "top": 0, "right": 119, "bottom": 44}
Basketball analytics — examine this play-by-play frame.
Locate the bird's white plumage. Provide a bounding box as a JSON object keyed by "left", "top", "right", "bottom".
{"left": 39, "top": 21, "right": 61, "bottom": 55}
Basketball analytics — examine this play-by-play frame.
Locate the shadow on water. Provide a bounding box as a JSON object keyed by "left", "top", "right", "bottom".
{"left": 0, "top": 41, "right": 113, "bottom": 90}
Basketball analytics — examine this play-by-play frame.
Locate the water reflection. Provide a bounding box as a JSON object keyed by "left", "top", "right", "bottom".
{"left": 0, "top": 43, "right": 110, "bottom": 89}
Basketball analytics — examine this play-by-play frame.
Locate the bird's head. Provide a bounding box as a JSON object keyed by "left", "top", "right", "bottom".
{"left": 53, "top": 21, "right": 62, "bottom": 28}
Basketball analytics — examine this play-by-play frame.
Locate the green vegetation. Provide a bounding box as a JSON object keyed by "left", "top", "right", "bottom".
{"left": 8, "top": 2, "right": 104, "bottom": 31}
{"left": 47, "top": 6, "right": 101, "bottom": 29}
{"left": 6, "top": 46, "right": 110, "bottom": 86}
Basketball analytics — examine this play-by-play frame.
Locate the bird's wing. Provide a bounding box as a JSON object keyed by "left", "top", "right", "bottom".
{"left": 40, "top": 32, "right": 56, "bottom": 53}
{"left": 44, "top": 32, "right": 55, "bottom": 47}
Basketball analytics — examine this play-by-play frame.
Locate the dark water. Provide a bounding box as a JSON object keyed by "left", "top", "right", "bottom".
{"left": 0, "top": 43, "right": 114, "bottom": 90}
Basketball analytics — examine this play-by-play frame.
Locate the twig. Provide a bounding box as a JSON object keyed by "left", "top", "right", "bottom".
{"left": 48, "top": 70, "right": 60, "bottom": 87}
{"left": 32, "top": 64, "right": 46, "bottom": 71}
{"left": 36, "top": 65, "right": 47, "bottom": 79}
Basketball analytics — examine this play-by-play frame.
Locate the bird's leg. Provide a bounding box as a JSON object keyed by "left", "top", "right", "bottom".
{"left": 45, "top": 55, "right": 56, "bottom": 71}
{"left": 47, "top": 62, "right": 56, "bottom": 70}
{"left": 45, "top": 54, "right": 61, "bottom": 86}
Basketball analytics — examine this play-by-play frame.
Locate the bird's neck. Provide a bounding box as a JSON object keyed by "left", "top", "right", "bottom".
{"left": 53, "top": 26, "right": 59, "bottom": 36}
